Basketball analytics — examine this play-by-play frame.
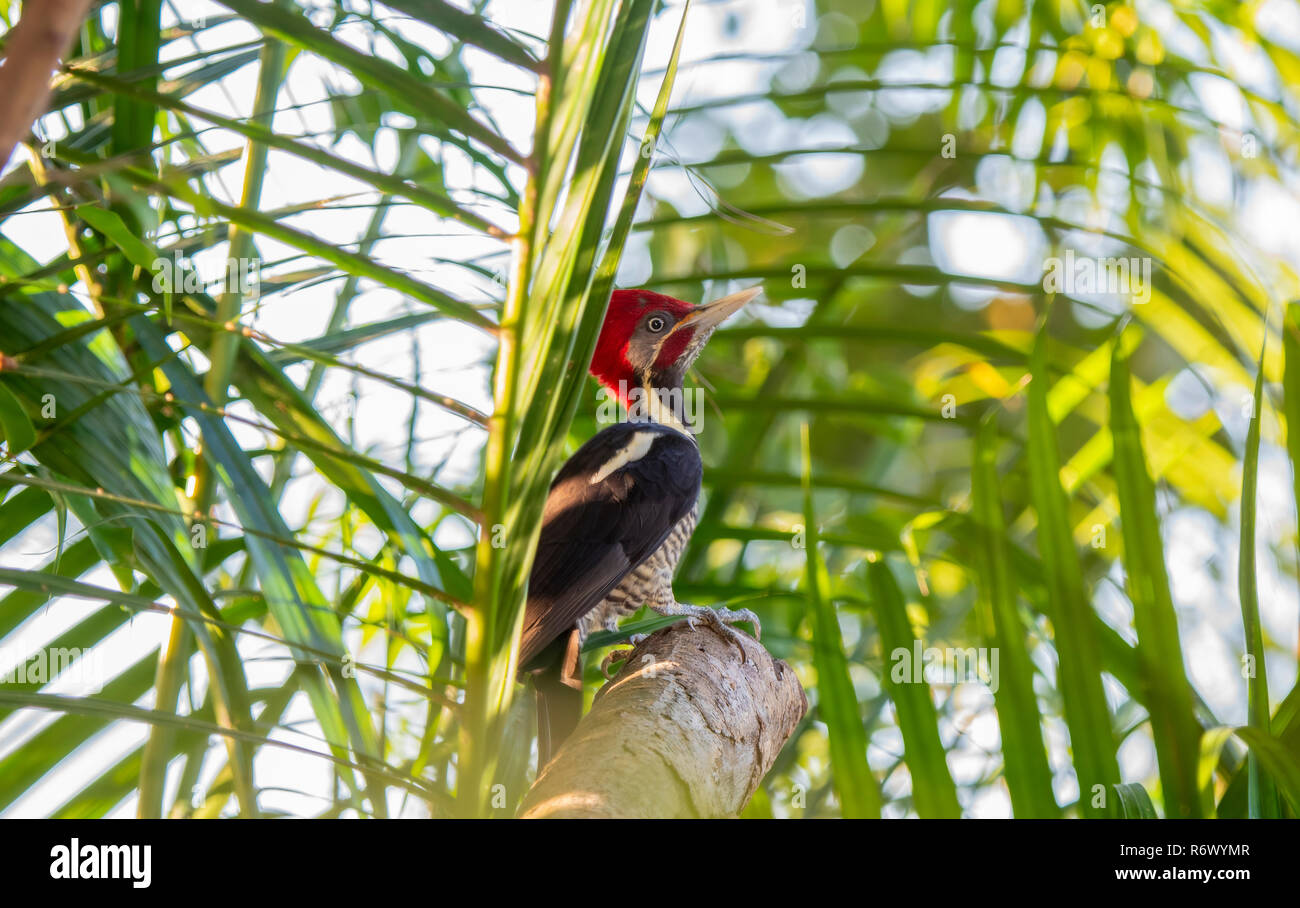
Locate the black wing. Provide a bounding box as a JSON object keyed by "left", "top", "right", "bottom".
{"left": 518, "top": 422, "right": 702, "bottom": 671}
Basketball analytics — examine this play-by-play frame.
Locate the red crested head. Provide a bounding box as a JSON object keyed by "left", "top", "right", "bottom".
{"left": 590, "top": 290, "right": 694, "bottom": 401}
{"left": 589, "top": 287, "right": 760, "bottom": 408}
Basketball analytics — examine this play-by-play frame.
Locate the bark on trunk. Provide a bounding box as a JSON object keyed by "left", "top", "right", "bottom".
{"left": 519, "top": 621, "right": 806, "bottom": 818}
{"left": 0, "top": 0, "right": 93, "bottom": 171}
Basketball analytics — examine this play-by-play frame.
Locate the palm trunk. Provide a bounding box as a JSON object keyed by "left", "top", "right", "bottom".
{"left": 519, "top": 623, "right": 806, "bottom": 818}
{"left": 0, "top": 0, "right": 92, "bottom": 169}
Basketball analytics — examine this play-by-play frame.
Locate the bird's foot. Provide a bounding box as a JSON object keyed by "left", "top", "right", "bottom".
{"left": 599, "top": 634, "right": 650, "bottom": 679}
{"left": 650, "top": 602, "right": 761, "bottom": 661}
{"left": 599, "top": 648, "right": 631, "bottom": 679}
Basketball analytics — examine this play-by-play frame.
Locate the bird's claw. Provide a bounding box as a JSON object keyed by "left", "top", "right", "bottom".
{"left": 714, "top": 606, "right": 762, "bottom": 642}
{"left": 600, "top": 646, "right": 633, "bottom": 679}
{"left": 652, "top": 603, "right": 761, "bottom": 662}
{"left": 599, "top": 634, "right": 649, "bottom": 679}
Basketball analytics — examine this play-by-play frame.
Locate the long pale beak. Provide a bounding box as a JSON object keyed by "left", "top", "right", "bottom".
{"left": 671, "top": 286, "right": 761, "bottom": 335}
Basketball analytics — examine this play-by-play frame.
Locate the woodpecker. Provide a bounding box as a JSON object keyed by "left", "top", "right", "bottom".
{"left": 519, "top": 285, "right": 763, "bottom": 764}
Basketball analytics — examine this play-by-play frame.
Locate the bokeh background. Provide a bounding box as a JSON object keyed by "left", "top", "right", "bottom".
{"left": 0, "top": 0, "right": 1298, "bottom": 818}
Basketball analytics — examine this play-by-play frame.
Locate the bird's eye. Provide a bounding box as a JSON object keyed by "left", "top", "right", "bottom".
{"left": 647, "top": 316, "right": 666, "bottom": 332}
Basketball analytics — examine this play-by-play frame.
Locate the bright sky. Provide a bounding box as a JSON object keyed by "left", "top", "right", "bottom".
{"left": 0, "top": 0, "right": 1298, "bottom": 818}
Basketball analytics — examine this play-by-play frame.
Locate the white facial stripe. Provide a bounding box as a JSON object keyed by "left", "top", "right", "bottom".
{"left": 641, "top": 380, "right": 692, "bottom": 437}
{"left": 590, "top": 431, "right": 658, "bottom": 484}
